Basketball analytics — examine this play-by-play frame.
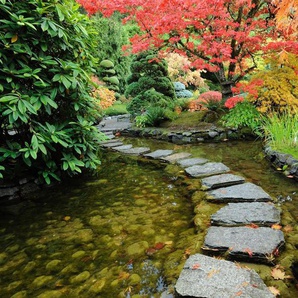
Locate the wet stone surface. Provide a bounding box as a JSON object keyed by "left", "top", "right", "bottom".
{"left": 160, "top": 152, "right": 192, "bottom": 163}
{"left": 101, "top": 141, "right": 124, "bottom": 148}
{"left": 185, "top": 162, "right": 230, "bottom": 178}
{"left": 176, "top": 157, "right": 209, "bottom": 168}
{"left": 201, "top": 173, "right": 245, "bottom": 190}
{"left": 203, "top": 226, "right": 285, "bottom": 262}
{"left": 211, "top": 202, "right": 281, "bottom": 226}
{"left": 175, "top": 254, "right": 274, "bottom": 298}
{"left": 118, "top": 147, "right": 151, "bottom": 155}
{"left": 112, "top": 144, "right": 133, "bottom": 151}
{"left": 144, "top": 149, "right": 174, "bottom": 159}
{"left": 206, "top": 182, "right": 273, "bottom": 202}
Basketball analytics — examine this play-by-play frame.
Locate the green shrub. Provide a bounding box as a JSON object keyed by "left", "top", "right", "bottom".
{"left": 125, "top": 51, "right": 176, "bottom": 118}
{"left": 221, "top": 100, "right": 262, "bottom": 132}
{"left": 0, "top": 0, "right": 104, "bottom": 183}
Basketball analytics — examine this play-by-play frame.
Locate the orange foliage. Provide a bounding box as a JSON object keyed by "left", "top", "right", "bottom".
{"left": 90, "top": 76, "right": 116, "bottom": 110}
{"left": 273, "top": 0, "right": 298, "bottom": 38}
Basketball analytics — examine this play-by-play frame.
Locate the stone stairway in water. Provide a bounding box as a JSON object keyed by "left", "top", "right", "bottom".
{"left": 98, "top": 118, "right": 281, "bottom": 297}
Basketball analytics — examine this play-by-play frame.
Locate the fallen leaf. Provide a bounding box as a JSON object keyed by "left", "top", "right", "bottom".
{"left": 192, "top": 263, "right": 200, "bottom": 270}
{"left": 154, "top": 242, "right": 165, "bottom": 250}
{"left": 164, "top": 241, "right": 173, "bottom": 245}
{"left": 243, "top": 248, "right": 253, "bottom": 257}
{"left": 118, "top": 271, "right": 130, "bottom": 280}
{"left": 234, "top": 291, "right": 243, "bottom": 297}
{"left": 283, "top": 225, "right": 293, "bottom": 233}
{"left": 268, "top": 286, "right": 280, "bottom": 296}
{"left": 271, "top": 266, "right": 291, "bottom": 280}
{"left": 246, "top": 223, "right": 259, "bottom": 229}
{"left": 271, "top": 224, "right": 282, "bottom": 230}
{"left": 146, "top": 247, "right": 157, "bottom": 256}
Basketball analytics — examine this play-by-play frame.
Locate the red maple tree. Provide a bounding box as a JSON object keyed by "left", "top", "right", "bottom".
{"left": 77, "top": 0, "right": 298, "bottom": 95}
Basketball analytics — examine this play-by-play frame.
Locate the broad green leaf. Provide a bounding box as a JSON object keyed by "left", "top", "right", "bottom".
{"left": 31, "top": 134, "right": 38, "bottom": 150}
{"left": 0, "top": 95, "right": 18, "bottom": 102}
{"left": 41, "top": 20, "right": 49, "bottom": 31}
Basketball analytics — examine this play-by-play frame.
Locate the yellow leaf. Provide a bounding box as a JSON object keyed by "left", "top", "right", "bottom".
{"left": 11, "top": 35, "right": 18, "bottom": 43}
{"left": 268, "top": 286, "right": 280, "bottom": 296}
{"left": 164, "top": 241, "right": 173, "bottom": 245}
{"left": 63, "top": 216, "right": 71, "bottom": 221}
{"left": 271, "top": 224, "right": 282, "bottom": 230}
{"left": 271, "top": 266, "right": 291, "bottom": 280}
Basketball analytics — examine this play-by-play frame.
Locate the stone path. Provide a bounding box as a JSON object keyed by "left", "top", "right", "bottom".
{"left": 97, "top": 117, "right": 284, "bottom": 297}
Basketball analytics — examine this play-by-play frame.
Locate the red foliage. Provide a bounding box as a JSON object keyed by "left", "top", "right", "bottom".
{"left": 199, "top": 91, "right": 222, "bottom": 103}
{"left": 77, "top": 0, "right": 298, "bottom": 88}
{"left": 224, "top": 96, "right": 244, "bottom": 109}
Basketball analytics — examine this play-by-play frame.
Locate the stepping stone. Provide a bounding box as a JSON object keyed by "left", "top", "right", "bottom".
{"left": 177, "top": 157, "right": 209, "bottom": 168}
{"left": 211, "top": 202, "right": 281, "bottom": 226}
{"left": 185, "top": 162, "right": 230, "bottom": 178}
{"left": 160, "top": 152, "right": 192, "bottom": 163}
{"left": 175, "top": 254, "right": 275, "bottom": 298}
{"left": 206, "top": 182, "right": 272, "bottom": 202}
{"left": 99, "top": 139, "right": 120, "bottom": 145}
{"left": 120, "top": 147, "right": 151, "bottom": 155}
{"left": 201, "top": 173, "right": 245, "bottom": 190}
{"left": 144, "top": 149, "right": 174, "bottom": 159}
{"left": 101, "top": 141, "right": 124, "bottom": 148}
{"left": 202, "top": 226, "right": 284, "bottom": 262}
{"left": 112, "top": 144, "right": 133, "bottom": 151}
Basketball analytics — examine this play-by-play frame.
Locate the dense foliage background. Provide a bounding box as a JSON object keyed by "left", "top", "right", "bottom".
{"left": 0, "top": 0, "right": 104, "bottom": 183}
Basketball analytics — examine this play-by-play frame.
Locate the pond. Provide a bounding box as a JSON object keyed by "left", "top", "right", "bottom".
{"left": 0, "top": 138, "right": 297, "bottom": 298}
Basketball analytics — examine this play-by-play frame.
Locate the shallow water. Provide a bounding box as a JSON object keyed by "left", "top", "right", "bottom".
{"left": 0, "top": 138, "right": 297, "bottom": 298}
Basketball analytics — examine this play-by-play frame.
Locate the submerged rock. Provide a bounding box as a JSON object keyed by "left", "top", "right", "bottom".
{"left": 126, "top": 241, "right": 149, "bottom": 257}
{"left": 175, "top": 254, "right": 274, "bottom": 297}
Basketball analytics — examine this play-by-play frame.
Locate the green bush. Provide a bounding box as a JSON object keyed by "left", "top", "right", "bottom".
{"left": 0, "top": 0, "right": 104, "bottom": 183}
{"left": 125, "top": 51, "right": 176, "bottom": 118}
{"left": 221, "top": 100, "right": 262, "bottom": 133}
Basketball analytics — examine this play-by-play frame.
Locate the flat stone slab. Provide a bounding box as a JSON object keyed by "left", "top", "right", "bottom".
{"left": 206, "top": 182, "right": 272, "bottom": 202}
{"left": 119, "top": 147, "right": 151, "bottom": 155}
{"left": 201, "top": 173, "right": 245, "bottom": 190}
{"left": 177, "top": 157, "right": 209, "bottom": 168}
{"left": 175, "top": 254, "right": 274, "bottom": 298}
{"left": 185, "top": 162, "right": 230, "bottom": 178}
{"left": 144, "top": 149, "right": 174, "bottom": 159}
{"left": 101, "top": 141, "right": 124, "bottom": 148}
{"left": 211, "top": 202, "right": 281, "bottom": 226}
{"left": 112, "top": 144, "right": 133, "bottom": 151}
{"left": 160, "top": 152, "right": 192, "bottom": 163}
{"left": 202, "top": 226, "right": 284, "bottom": 262}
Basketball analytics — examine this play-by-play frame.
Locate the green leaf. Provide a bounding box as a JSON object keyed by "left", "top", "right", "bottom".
{"left": 39, "top": 143, "right": 47, "bottom": 155}
{"left": 31, "top": 134, "right": 38, "bottom": 150}
{"left": 62, "top": 161, "right": 69, "bottom": 170}
{"left": 17, "top": 100, "right": 26, "bottom": 114}
{"left": 0, "top": 95, "right": 18, "bottom": 102}
{"left": 61, "top": 76, "right": 72, "bottom": 89}
{"left": 41, "top": 20, "right": 49, "bottom": 32}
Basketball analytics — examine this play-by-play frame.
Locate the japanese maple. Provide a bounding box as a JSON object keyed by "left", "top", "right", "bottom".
{"left": 77, "top": 0, "right": 297, "bottom": 95}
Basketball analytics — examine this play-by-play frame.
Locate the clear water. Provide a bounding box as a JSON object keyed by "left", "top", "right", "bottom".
{"left": 0, "top": 138, "right": 297, "bottom": 298}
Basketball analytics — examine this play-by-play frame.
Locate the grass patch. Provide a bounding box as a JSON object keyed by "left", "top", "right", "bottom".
{"left": 160, "top": 110, "right": 214, "bottom": 130}
{"left": 262, "top": 112, "right": 298, "bottom": 159}
{"left": 104, "top": 102, "right": 128, "bottom": 116}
